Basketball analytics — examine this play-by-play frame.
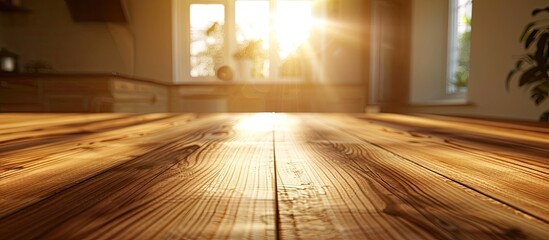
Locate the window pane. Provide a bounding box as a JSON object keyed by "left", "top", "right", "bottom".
{"left": 276, "top": 0, "right": 314, "bottom": 79}
{"left": 190, "top": 4, "right": 224, "bottom": 77}
{"left": 448, "top": 0, "right": 472, "bottom": 93}
{"left": 235, "top": 0, "right": 269, "bottom": 78}
{"left": 276, "top": 0, "right": 313, "bottom": 59}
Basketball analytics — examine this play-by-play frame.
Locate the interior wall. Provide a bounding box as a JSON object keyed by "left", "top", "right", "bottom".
{"left": 402, "top": 0, "right": 549, "bottom": 121}
{"left": 1, "top": 0, "right": 126, "bottom": 73}
{"left": 409, "top": 0, "right": 449, "bottom": 103}
{"left": 322, "top": 0, "right": 369, "bottom": 84}
{"left": 0, "top": 0, "right": 173, "bottom": 83}
{"left": 126, "top": 0, "right": 172, "bottom": 83}
{"left": 466, "top": 0, "right": 549, "bottom": 120}
{"left": 0, "top": 21, "right": 5, "bottom": 48}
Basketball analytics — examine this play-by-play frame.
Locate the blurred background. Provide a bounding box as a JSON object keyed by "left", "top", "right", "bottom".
{"left": 0, "top": 0, "right": 548, "bottom": 121}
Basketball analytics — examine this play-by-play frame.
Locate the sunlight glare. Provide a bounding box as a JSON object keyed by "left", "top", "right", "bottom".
{"left": 275, "top": 1, "right": 314, "bottom": 59}
{"left": 234, "top": 113, "right": 281, "bottom": 131}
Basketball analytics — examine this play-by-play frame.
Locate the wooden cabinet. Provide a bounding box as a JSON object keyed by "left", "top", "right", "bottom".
{"left": 0, "top": 79, "right": 42, "bottom": 112}
{"left": 312, "top": 86, "right": 366, "bottom": 112}
{"left": 0, "top": 2, "right": 31, "bottom": 13}
{"left": 0, "top": 74, "right": 365, "bottom": 113}
{"left": 109, "top": 79, "right": 169, "bottom": 113}
{"left": 172, "top": 84, "right": 366, "bottom": 113}
{"left": 0, "top": 74, "right": 169, "bottom": 113}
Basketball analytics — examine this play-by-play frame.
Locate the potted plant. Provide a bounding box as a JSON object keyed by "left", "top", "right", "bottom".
{"left": 453, "top": 66, "right": 469, "bottom": 93}
{"left": 507, "top": 6, "right": 549, "bottom": 122}
{"left": 234, "top": 40, "right": 263, "bottom": 60}
{"left": 234, "top": 40, "right": 264, "bottom": 80}
{"left": 452, "top": 14, "right": 472, "bottom": 93}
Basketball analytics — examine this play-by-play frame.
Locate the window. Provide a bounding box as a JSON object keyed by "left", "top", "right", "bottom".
{"left": 447, "top": 0, "right": 472, "bottom": 94}
{"left": 407, "top": 0, "right": 474, "bottom": 104}
{"left": 189, "top": 4, "right": 225, "bottom": 77}
{"left": 175, "top": 0, "right": 318, "bottom": 83}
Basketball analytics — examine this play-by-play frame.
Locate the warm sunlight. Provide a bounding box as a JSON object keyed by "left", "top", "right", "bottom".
{"left": 234, "top": 113, "right": 282, "bottom": 131}
{"left": 235, "top": 0, "right": 314, "bottom": 59}
{"left": 274, "top": 1, "right": 314, "bottom": 59}
{"left": 190, "top": 0, "right": 320, "bottom": 80}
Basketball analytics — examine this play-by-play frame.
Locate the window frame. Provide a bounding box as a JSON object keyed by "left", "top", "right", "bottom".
{"left": 446, "top": 0, "right": 472, "bottom": 97}
{"left": 174, "top": 0, "right": 233, "bottom": 83}
{"left": 173, "top": 0, "right": 319, "bottom": 84}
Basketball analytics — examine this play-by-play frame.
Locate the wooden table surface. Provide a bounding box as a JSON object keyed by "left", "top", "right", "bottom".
{"left": 0, "top": 113, "right": 548, "bottom": 239}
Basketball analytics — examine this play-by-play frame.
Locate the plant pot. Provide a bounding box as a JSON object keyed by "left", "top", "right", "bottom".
{"left": 236, "top": 59, "right": 253, "bottom": 82}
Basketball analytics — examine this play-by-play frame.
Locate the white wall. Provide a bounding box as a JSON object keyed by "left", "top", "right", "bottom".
{"left": 466, "top": 0, "right": 549, "bottom": 120}
{"left": 409, "top": 0, "right": 449, "bottom": 103}
{"left": 0, "top": 0, "right": 173, "bottom": 83}
{"left": 406, "top": 0, "right": 549, "bottom": 121}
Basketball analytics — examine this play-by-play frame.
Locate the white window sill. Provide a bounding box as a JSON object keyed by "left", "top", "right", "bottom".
{"left": 409, "top": 89, "right": 471, "bottom": 107}
{"left": 409, "top": 99, "right": 473, "bottom": 107}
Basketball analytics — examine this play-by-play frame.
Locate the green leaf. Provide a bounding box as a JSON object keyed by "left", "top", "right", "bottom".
{"left": 535, "top": 32, "right": 549, "bottom": 61}
{"left": 525, "top": 54, "right": 536, "bottom": 64}
{"left": 539, "top": 81, "right": 549, "bottom": 92}
{"left": 518, "top": 68, "right": 543, "bottom": 86}
{"left": 530, "top": 81, "right": 549, "bottom": 105}
{"left": 520, "top": 22, "right": 537, "bottom": 42}
{"left": 515, "top": 59, "right": 524, "bottom": 69}
{"left": 506, "top": 69, "right": 517, "bottom": 90}
{"left": 525, "top": 29, "right": 539, "bottom": 48}
{"left": 540, "top": 111, "right": 549, "bottom": 123}
{"left": 507, "top": 59, "right": 527, "bottom": 87}
{"left": 516, "top": 54, "right": 535, "bottom": 66}
{"left": 532, "top": 92, "right": 546, "bottom": 105}
{"left": 543, "top": 40, "right": 549, "bottom": 60}
{"left": 532, "top": 6, "right": 549, "bottom": 16}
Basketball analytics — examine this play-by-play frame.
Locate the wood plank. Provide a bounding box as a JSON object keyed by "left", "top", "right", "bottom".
{"left": 415, "top": 114, "right": 549, "bottom": 130}
{"left": 361, "top": 114, "right": 549, "bottom": 145}
{"left": 0, "top": 114, "right": 198, "bottom": 217}
{"left": 0, "top": 113, "right": 177, "bottom": 146}
{"left": 0, "top": 113, "right": 547, "bottom": 239}
{"left": 0, "top": 113, "right": 73, "bottom": 124}
{"left": 343, "top": 114, "right": 549, "bottom": 221}
{"left": 274, "top": 114, "right": 549, "bottom": 239}
{"left": 0, "top": 114, "right": 276, "bottom": 239}
{"left": 0, "top": 113, "right": 129, "bottom": 132}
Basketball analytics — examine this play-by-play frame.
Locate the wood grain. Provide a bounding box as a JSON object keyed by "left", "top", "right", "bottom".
{"left": 273, "top": 114, "right": 548, "bottom": 239}
{"left": 348, "top": 114, "right": 549, "bottom": 222}
{"left": 0, "top": 113, "right": 547, "bottom": 239}
{"left": 0, "top": 113, "right": 177, "bottom": 145}
{"left": 0, "top": 114, "right": 276, "bottom": 239}
{"left": 0, "top": 114, "right": 197, "bottom": 216}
